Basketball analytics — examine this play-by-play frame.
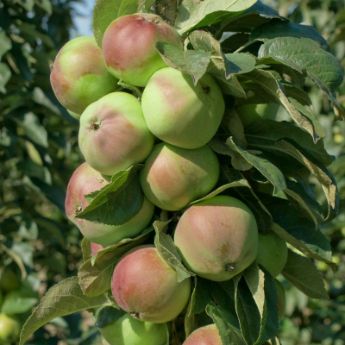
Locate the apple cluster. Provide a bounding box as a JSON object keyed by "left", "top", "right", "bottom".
{"left": 51, "top": 13, "right": 287, "bottom": 345}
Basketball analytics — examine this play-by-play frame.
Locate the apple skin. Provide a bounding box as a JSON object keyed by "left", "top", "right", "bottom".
{"left": 0, "top": 314, "right": 20, "bottom": 345}
{"left": 65, "top": 162, "right": 155, "bottom": 246}
{"left": 141, "top": 67, "right": 225, "bottom": 149}
{"left": 78, "top": 92, "right": 154, "bottom": 176}
{"left": 99, "top": 313, "right": 169, "bottom": 345}
{"left": 0, "top": 266, "right": 21, "bottom": 292}
{"left": 256, "top": 232, "right": 288, "bottom": 277}
{"left": 182, "top": 324, "right": 221, "bottom": 345}
{"left": 50, "top": 36, "right": 116, "bottom": 115}
{"left": 102, "top": 13, "right": 181, "bottom": 87}
{"left": 140, "top": 143, "right": 220, "bottom": 211}
{"left": 111, "top": 246, "right": 191, "bottom": 323}
{"left": 174, "top": 195, "right": 258, "bottom": 281}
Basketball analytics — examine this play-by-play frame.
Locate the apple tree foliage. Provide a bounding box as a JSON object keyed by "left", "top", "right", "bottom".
{"left": 9, "top": 0, "right": 345, "bottom": 344}
{"left": 0, "top": 0, "right": 100, "bottom": 344}
{"left": 262, "top": 1, "right": 345, "bottom": 344}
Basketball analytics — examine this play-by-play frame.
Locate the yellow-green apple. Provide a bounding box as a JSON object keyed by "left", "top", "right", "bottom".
{"left": 182, "top": 324, "right": 221, "bottom": 345}
{"left": 65, "top": 162, "right": 154, "bottom": 246}
{"left": 111, "top": 246, "right": 191, "bottom": 323}
{"left": 256, "top": 232, "right": 288, "bottom": 277}
{"left": 174, "top": 195, "right": 258, "bottom": 281}
{"left": 50, "top": 36, "right": 116, "bottom": 115}
{"left": 0, "top": 314, "right": 19, "bottom": 345}
{"left": 102, "top": 13, "right": 181, "bottom": 86}
{"left": 99, "top": 312, "right": 169, "bottom": 345}
{"left": 78, "top": 92, "right": 154, "bottom": 176}
{"left": 0, "top": 266, "right": 20, "bottom": 292}
{"left": 140, "top": 143, "right": 219, "bottom": 211}
{"left": 141, "top": 67, "right": 225, "bottom": 149}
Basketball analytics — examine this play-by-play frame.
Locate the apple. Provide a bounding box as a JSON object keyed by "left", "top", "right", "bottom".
{"left": 78, "top": 92, "right": 154, "bottom": 176}
{"left": 65, "top": 162, "right": 155, "bottom": 246}
{"left": 99, "top": 312, "right": 169, "bottom": 345}
{"left": 182, "top": 324, "right": 221, "bottom": 345}
{"left": 0, "top": 314, "right": 19, "bottom": 345}
{"left": 111, "top": 246, "right": 191, "bottom": 323}
{"left": 50, "top": 36, "right": 116, "bottom": 115}
{"left": 141, "top": 67, "right": 225, "bottom": 149}
{"left": 102, "top": 13, "right": 181, "bottom": 86}
{"left": 140, "top": 143, "right": 220, "bottom": 211}
{"left": 174, "top": 195, "right": 258, "bottom": 281}
{"left": 256, "top": 232, "right": 288, "bottom": 277}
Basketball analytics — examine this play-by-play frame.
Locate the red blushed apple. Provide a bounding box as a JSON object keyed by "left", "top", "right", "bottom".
{"left": 50, "top": 36, "right": 116, "bottom": 115}
{"left": 65, "top": 162, "right": 154, "bottom": 246}
{"left": 183, "top": 324, "right": 222, "bottom": 345}
{"left": 111, "top": 246, "right": 191, "bottom": 323}
{"left": 140, "top": 143, "right": 220, "bottom": 211}
{"left": 174, "top": 195, "right": 258, "bottom": 281}
{"left": 141, "top": 67, "right": 225, "bottom": 149}
{"left": 78, "top": 92, "right": 154, "bottom": 176}
{"left": 102, "top": 13, "right": 181, "bottom": 86}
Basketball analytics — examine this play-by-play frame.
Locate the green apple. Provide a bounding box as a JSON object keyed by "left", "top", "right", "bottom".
{"left": 141, "top": 67, "right": 225, "bottom": 149}
{"left": 99, "top": 312, "right": 168, "bottom": 345}
{"left": 50, "top": 36, "right": 116, "bottom": 115}
{"left": 0, "top": 266, "right": 21, "bottom": 292}
{"left": 257, "top": 232, "right": 288, "bottom": 277}
{"left": 174, "top": 195, "right": 258, "bottom": 281}
{"left": 0, "top": 314, "right": 19, "bottom": 345}
{"left": 140, "top": 143, "right": 219, "bottom": 211}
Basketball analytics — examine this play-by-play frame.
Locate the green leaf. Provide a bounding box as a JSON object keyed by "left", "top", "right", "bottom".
{"left": 244, "top": 266, "right": 280, "bottom": 344}
{"left": 235, "top": 277, "right": 261, "bottom": 344}
{"left": 224, "top": 53, "right": 256, "bottom": 77}
{"left": 275, "top": 140, "right": 337, "bottom": 219}
{"left": 19, "top": 277, "right": 108, "bottom": 345}
{"left": 76, "top": 166, "right": 144, "bottom": 226}
{"left": 93, "top": 0, "right": 139, "bottom": 46}
{"left": 272, "top": 222, "right": 333, "bottom": 266}
{"left": 0, "top": 31, "right": 12, "bottom": 58}
{"left": 282, "top": 250, "right": 328, "bottom": 299}
{"left": 1, "top": 289, "right": 38, "bottom": 315}
{"left": 226, "top": 137, "right": 287, "bottom": 198}
{"left": 0, "top": 63, "right": 11, "bottom": 93}
{"left": 153, "top": 220, "right": 193, "bottom": 282}
{"left": 176, "top": 0, "right": 257, "bottom": 34}
{"left": 156, "top": 42, "right": 211, "bottom": 83}
{"left": 221, "top": 1, "right": 281, "bottom": 32}
{"left": 206, "top": 302, "right": 246, "bottom": 345}
{"left": 21, "top": 112, "right": 48, "bottom": 148}
{"left": 95, "top": 306, "right": 125, "bottom": 328}
{"left": 258, "top": 37, "right": 344, "bottom": 91}
{"left": 78, "top": 228, "right": 152, "bottom": 297}
{"left": 245, "top": 119, "right": 333, "bottom": 166}
{"left": 244, "top": 70, "right": 321, "bottom": 141}
{"left": 251, "top": 21, "right": 328, "bottom": 48}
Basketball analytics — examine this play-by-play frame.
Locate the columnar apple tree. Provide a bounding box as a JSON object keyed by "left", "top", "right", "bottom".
{"left": 19, "top": 1, "right": 344, "bottom": 344}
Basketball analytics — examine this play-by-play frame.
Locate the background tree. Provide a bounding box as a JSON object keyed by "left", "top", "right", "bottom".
{"left": 0, "top": 0, "right": 99, "bottom": 344}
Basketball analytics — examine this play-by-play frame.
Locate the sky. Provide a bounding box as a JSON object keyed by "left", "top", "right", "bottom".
{"left": 72, "top": 0, "right": 94, "bottom": 37}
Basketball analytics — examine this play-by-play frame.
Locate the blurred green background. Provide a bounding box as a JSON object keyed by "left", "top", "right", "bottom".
{"left": 0, "top": 0, "right": 344, "bottom": 344}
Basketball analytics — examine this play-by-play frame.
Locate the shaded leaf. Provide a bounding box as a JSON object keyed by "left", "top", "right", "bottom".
{"left": 76, "top": 166, "right": 144, "bottom": 226}
{"left": 282, "top": 250, "right": 328, "bottom": 299}
{"left": 156, "top": 42, "right": 211, "bottom": 83}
